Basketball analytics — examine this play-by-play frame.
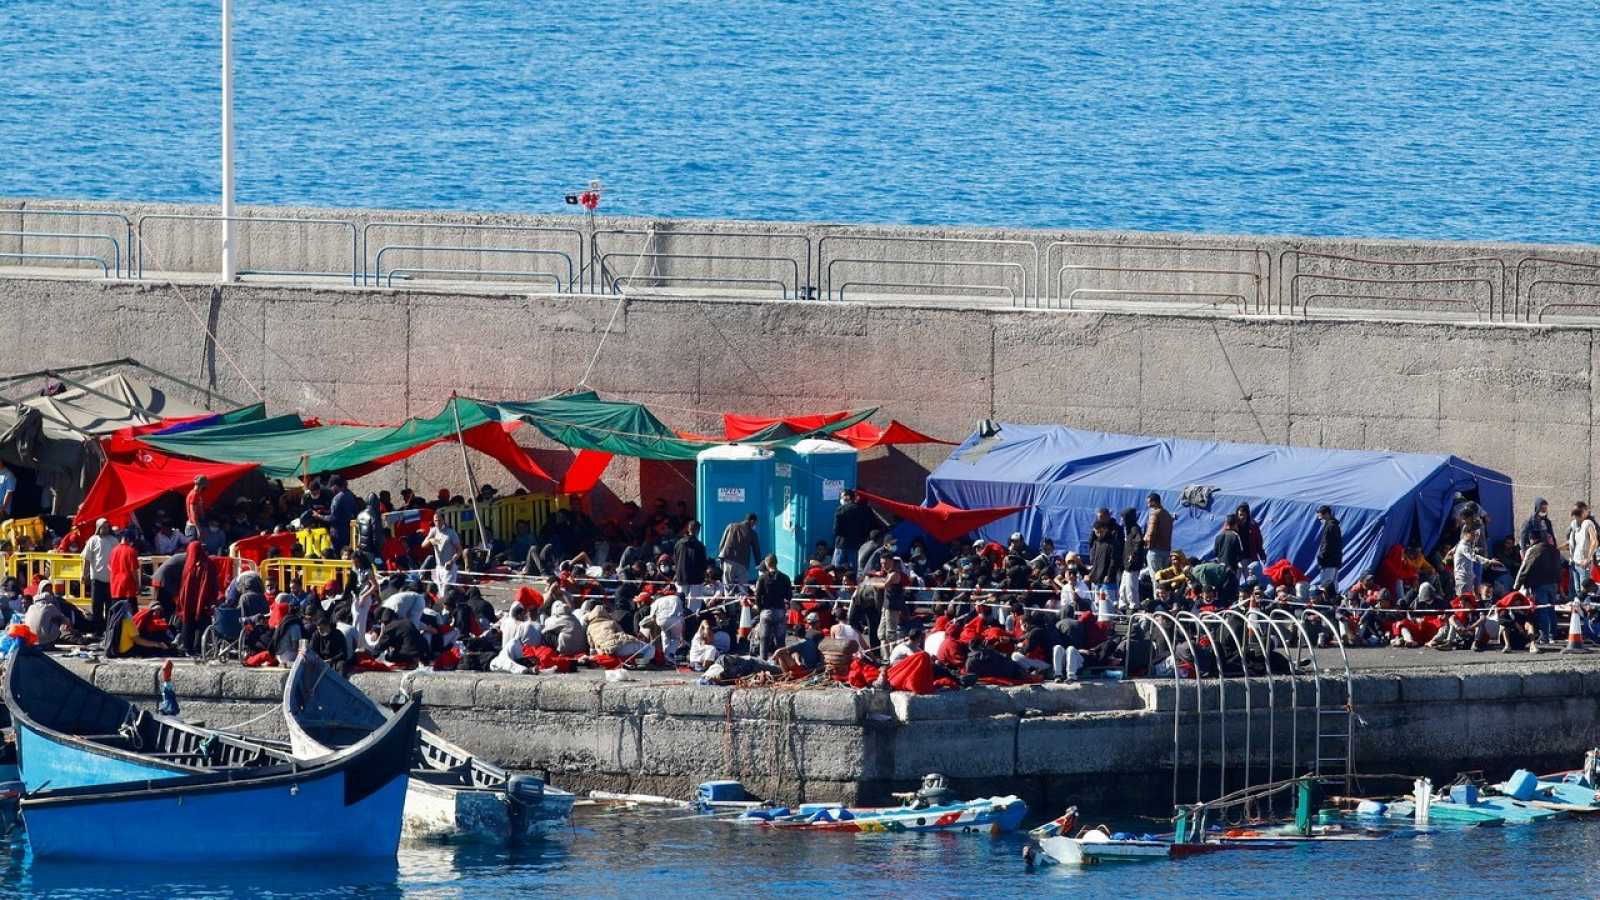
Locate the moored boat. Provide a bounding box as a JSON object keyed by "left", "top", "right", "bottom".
{"left": 20, "top": 698, "right": 419, "bottom": 862}
{"left": 733, "top": 774, "right": 1026, "bottom": 834}
{"left": 3, "top": 649, "right": 281, "bottom": 792}
{"left": 282, "top": 652, "right": 573, "bottom": 841}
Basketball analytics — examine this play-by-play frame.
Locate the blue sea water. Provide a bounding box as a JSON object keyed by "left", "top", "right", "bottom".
{"left": 5, "top": 806, "right": 1600, "bottom": 898}
{"left": 2, "top": 1, "right": 1599, "bottom": 242}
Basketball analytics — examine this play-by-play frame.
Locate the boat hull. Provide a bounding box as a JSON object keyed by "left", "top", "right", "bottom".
{"left": 752, "top": 796, "right": 1027, "bottom": 833}
{"left": 1039, "top": 835, "right": 1170, "bottom": 865}
{"left": 21, "top": 701, "right": 420, "bottom": 862}
{"left": 283, "top": 653, "right": 573, "bottom": 843}
{"left": 12, "top": 718, "right": 183, "bottom": 793}
{"left": 401, "top": 779, "right": 575, "bottom": 842}
{"left": 24, "top": 765, "right": 408, "bottom": 862}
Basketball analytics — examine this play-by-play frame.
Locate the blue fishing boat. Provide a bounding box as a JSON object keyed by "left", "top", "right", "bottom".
{"left": 283, "top": 652, "right": 574, "bottom": 841}
{"left": 20, "top": 699, "right": 419, "bottom": 862}
{"left": 3, "top": 649, "right": 281, "bottom": 792}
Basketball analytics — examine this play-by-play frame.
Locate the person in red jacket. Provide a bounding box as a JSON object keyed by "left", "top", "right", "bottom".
{"left": 109, "top": 529, "right": 143, "bottom": 605}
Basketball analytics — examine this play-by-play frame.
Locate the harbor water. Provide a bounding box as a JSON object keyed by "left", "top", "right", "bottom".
{"left": 4, "top": 805, "right": 1600, "bottom": 897}
{"left": 2, "top": 0, "right": 1598, "bottom": 241}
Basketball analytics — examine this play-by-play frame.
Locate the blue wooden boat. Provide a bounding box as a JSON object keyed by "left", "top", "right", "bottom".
{"left": 283, "top": 652, "right": 574, "bottom": 842}
{"left": 3, "top": 648, "right": 282, "bottom": 793}
{"left": 20, "top": 699, "right": 419, "bottom": 862}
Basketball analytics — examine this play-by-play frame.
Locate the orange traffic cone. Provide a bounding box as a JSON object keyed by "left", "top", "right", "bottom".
{"left": 1565, "top": 603, "right": 1591, "bottom": 654}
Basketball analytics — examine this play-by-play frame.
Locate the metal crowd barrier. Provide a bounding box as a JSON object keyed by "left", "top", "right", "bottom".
{"left": 259, "top": 556, "right": 353, "bottom": 591}
{"left": 435, "top": 493, "right": 571, "bottom": 546}
{"left": 6, "top": 552, "right": 88, "bottom": 602}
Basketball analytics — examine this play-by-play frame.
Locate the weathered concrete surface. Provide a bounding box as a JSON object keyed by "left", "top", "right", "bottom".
{"left": 61, "top": 654, "right": 1600, "bottom": 814}
{"left": 4, "top": 272, "right": 1600, "bottom": 509}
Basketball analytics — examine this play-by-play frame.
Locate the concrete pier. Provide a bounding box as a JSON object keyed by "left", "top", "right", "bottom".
{"left": 66, "top": 652, "right": 1600, "bottom": 813}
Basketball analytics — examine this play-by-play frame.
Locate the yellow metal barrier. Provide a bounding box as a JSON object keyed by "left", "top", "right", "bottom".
{"left": 8, "top": 552, "right": 89, "bottom": 603}
{"left": 0, "top": 517, "right": 47, "bottom": 549}
{"left": 435, "top": 493, "right": 571, "bottom": 545}
{"left": 259, "top": 556, "right": 353, "bottom": 591}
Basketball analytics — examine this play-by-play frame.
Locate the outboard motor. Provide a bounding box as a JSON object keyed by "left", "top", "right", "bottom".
{"left": 914, "top": 773, "right": 959, "bottom": 808}
{"left": 507, "top": 774, "right": 547, "bottom": 806}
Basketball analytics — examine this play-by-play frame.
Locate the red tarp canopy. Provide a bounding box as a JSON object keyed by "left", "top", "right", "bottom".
{"left": 722, "top": 412, "right": 950, "bottom": 450}
{"left": 68, "top": 446, "right": 257, "bottom": 543}
{"left": 854, "top": 489, "right": 1028, "bottom": 543}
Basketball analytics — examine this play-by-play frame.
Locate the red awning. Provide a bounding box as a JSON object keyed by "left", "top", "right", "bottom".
{"left": 722, "top": 412, "right": 950, "bottom": 449}
{"left": 69, "top": 447, "right": 257, "bottom": 543}
{"left": 854, "top": 489, "right": 1028, "bottom": 543}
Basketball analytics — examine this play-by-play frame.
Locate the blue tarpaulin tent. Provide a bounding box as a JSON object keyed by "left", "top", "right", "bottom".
{"left": 926, "top": 424, "right": 1513, "bottom": 590}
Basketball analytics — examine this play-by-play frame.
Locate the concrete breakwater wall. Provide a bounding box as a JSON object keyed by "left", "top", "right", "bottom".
{"left": 5, "top": 198, "right": 1600, "bottom": 318}
{"left": 64, "top": 658, "right": 1600, "bottom": 812}
{"left": 4, "top": 273, "right": 1600, "bottom": 506}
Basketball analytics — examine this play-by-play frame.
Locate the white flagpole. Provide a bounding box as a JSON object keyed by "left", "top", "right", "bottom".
{"left": 220, "top": 0, "right": 237, "bottom": 282}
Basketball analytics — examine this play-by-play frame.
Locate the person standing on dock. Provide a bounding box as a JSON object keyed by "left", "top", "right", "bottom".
{"left": 1521, "top": 497, "right": 1556, "bottom": 550}
{"left": 184, "top": 475, "right": 208, "bottom": 540}
{"left": 673, "top": 520, "right": 708, "bottom": 600}
{"left": 79, "top": 517, "right": 118, "bottom": 633}
{"left": 1144, "top": 493, "right": 1173, "bottom": 574}
{"left": 718, "top": 514, "right": 760, "bottom": 586}
{"left": 1315, "top": 506, "right": 1342, "bottom": 589}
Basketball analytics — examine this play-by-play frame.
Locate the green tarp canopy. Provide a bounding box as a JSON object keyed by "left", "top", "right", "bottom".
{"left": 137, "top": 392, "right": 879, "bottom": 476}
{"left": 489, "top": 392, "right": 876, "bottom": 461}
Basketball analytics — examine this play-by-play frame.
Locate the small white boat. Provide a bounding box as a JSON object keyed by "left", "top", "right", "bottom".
{"left": 283, "top": 653, "right": 573, "bottom": 841}
{"left": 1039, "top": 828, "right": 1173, "bottom": 864}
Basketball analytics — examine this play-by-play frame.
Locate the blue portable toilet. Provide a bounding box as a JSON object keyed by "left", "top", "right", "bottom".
{"left": 696, "top": 445, "right": 775, "bottom": 571}
{"left": 770, "top": 438, "right": 858, "bottom": 577}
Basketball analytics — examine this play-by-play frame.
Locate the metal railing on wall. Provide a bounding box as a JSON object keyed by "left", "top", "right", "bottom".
{"left": 818, "top": 235, "right": 1038, "bottom": 304}
{"left": 361, "top": 221, "right": 584, "bottom": 289}
{"left": 0, "top": 209, "right": 133, "bottom": 277}
{"left": 136, "top": 213, "right": 360, "bottom": 284}
{"left": 1514, "top": 257, "right": 1600, "bottom": 323}
{"left": 1278, "top": 251, "right": 1508, "bottom": 320}
{"left": 16, "top": 203, "right": 1600, "bottom": 325}
{"left": 1041, "top": 243, "right": 1271, "bottom": 313}
{"left": 591, "top": 229, "right": 812, "bottom": 298}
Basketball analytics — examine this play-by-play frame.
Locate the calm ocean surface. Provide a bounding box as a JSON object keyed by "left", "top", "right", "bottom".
{"left": 6, "top": 807, "right": 1600, "bottom": 898}
{"left": 2, "top": 1, "right": 1599, "bottom": 241}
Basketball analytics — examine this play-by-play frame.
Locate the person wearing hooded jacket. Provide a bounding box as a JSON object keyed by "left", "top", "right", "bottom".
{"left": 542, "top": 600, "right": 588, "bottom": 656}
{"left": 1119, "top": 508, "right": 1146, "bottom": 607}
{"left": 1514, "top": 537, "right": 1563, "bottom": 643}
{"left": 354, "top": 493, "right": 386, "bottom": 558}
{"left": 1521, "top": 497, "right": 1555, "bottom": 550}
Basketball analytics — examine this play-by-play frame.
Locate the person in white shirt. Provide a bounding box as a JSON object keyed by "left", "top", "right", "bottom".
{"left": 152, "top": 520, "right": 187, "bottom": 555}
{"left": 425, "top": 521, "right": 463, "bottom": 591}
{"left": 1055, "top": 568, "right": 1092, "bottom": 611}
{"left": 651, "top": 590, "right": 687, "bottom": 659}
{"left": 1567, "top": 503, "right": 1598, "bottom": 600}
{"left": 491, "top": 604, "right": 539, "bottom": 674}
{"left": 80, "top": 518, "right": 119, "bottom": 633}
{"left": 382, "top": 578, "right": 428, "bottom": 628}
{"left": 688, "top": 619, "right": 724, "bottom": 671}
